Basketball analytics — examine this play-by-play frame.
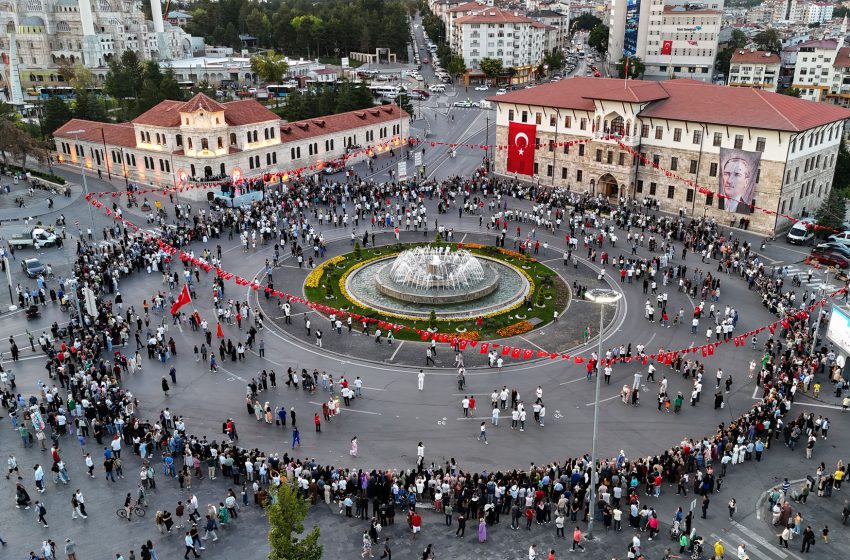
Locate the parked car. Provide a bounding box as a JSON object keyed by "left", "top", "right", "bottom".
{"left": 496, "top": 88, "right": 507, "bottom": 95}
{"left": 475, "top": 84, "right": 488, "bottom": 91}
{"left": 21, "top": 258, "right": 45, "bottom": 278}
{"left": 787, "top": 220, "right": 815, "bottom": 245}
{"left": 827, "top": 230, "right": 850, "bottom": 245}
{"left": 809, "top": 248, "right": 850, "bottom": 269}
{"left": 815, "top": 242, "right": 850, "bottom": 259}
{"left": 453, "top": 100, "right": 473, "bottom": 108}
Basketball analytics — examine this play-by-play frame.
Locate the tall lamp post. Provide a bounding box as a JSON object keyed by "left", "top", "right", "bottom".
{"left": 584, "top": 287, "right": 623, "bottom": 540}
{"left": 65, "top": 129, "right": 95, "bottom": 228}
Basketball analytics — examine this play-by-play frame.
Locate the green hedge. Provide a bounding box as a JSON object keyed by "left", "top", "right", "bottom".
{"left": 1, "top": 164, "right": 67, "bottom": 185}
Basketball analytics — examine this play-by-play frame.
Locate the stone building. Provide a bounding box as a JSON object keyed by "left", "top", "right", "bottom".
{"left": 490, "top": 76, "right": 850, "bottom": 234}
{"left": 52, "top": 93, "right": 410, "bottom": 199}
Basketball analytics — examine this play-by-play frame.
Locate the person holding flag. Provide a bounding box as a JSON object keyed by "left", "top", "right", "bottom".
{"left": 171, "top": 284, "right": 192, "bottom": 316}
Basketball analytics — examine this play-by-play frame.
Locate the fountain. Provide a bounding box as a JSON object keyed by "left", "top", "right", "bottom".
{"left": 345, "top": 246, "right": 530, "bottom": 319}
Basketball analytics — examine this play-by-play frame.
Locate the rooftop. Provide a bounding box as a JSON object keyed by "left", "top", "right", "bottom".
{"left": 279, "top": 104, "right": 408, "bottom": 142}
{"left": 130, "top": 94, "right": 279, "bottom": 128}
{"left": 447, "top": 1, "right": 485, "bottom": 13}
{"left": 490, "top": 76, "right": 850, "bottom": 132}
{"left": 730, "top": 49, "right": 781, "bottom": 64}
{"left": 834, "top": 47, "right": 850, "bottom": 69}
{"left": 456, "top": 8, "right": 538, "bottom": 25}
{"left": 53, "top": 120, "right": 137, "bottom": 147}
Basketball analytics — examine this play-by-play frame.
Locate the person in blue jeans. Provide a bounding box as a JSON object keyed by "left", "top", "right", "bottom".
{"left": 291, "top": 426, "right": 301, "bottom": 449}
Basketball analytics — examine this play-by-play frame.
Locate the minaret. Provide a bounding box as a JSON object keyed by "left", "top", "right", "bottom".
{"left": 77, "top": 0, "right": 100, "bottom": 67}
{"left": 149, "top": 0, "right": 171, "bottom": 60}
{"left": 840, "top": 15, "right": 847, "bottom": 49}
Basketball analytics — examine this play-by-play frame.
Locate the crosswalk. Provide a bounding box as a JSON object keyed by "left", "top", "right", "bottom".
{"left": 708, "top": 521, "right": 804, "bottom": 560}
{"left": 780, "top": 265, "right": 835, "bottom": 292}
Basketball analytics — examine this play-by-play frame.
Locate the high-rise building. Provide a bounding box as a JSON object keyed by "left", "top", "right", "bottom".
{"left": 608, "top": 0, "right": 723, "bottom": 82}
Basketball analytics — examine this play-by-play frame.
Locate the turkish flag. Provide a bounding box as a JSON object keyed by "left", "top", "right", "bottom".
{"left": 661, "top": 40, "right": 673, "bottom": 55}
{"left": 506, "top": 121, "right": 536, "bottom": 176}
{"left": 216, "top": 322, "right": 224, "bottom": 338}
{"left": 170, "top": 284, "right": 192, "bottom": 315}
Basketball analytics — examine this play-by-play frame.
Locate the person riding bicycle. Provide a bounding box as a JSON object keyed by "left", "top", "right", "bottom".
{"left": 124, "top": 493, "right": 134, "bottom": 521}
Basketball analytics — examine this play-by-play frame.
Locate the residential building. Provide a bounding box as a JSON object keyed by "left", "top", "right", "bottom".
{"left": 166, "top": 11, "right": 193, "bottom": 27}
{"left": 728, "top": 49, "right": 781, "bottom": 91}
{"left": 0, "top": 0, "right": 199, "bottom": 91}
{"left": 446, "top": 1, "right": 488, "bottom": 50}
{"left": 791, "top": 38, "right": 840, "bottom": 101}
{"left": 52, "top": 93, "right": 409, "bottom": 197}
{"left": 803, "top": 1, "right": 834, "bottom": 24}
{"left": 527, "top": 9, "right": 570, "bottom": 52}
{"left": 828, "top": 46, "right": 850, "bottom": 106}
{"left": 453, "top": 8, "right": 558, "bottom": 83}
{"left": 608, "top": 0, "right": 724, "bottom": 82}
{"left": 490, "top": 77, "right": 850, "bottom": 233}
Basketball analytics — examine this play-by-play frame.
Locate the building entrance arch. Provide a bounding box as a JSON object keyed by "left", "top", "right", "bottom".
{"left": 598, "top": 173, "right": 619, "bottom": 198}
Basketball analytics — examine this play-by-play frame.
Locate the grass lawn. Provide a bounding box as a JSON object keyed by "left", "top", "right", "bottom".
{"left": 304, "top": 242, "right": 569, "bottom": 341}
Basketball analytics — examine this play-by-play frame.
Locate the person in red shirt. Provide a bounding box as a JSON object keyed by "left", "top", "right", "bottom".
{"left": 547, "top": 550, "right": 556, "bottom": 560}
{"left": 468, "top": 397, "right": 476, "bottom": 416}
{"left": 525, "top": 506, "right": 535, "bottom": 530}
{"left": 313, "top": 413, "right": 321, "bottom": 433}
{"left": 411, "top": 512, "right": 421, "bottom": 538}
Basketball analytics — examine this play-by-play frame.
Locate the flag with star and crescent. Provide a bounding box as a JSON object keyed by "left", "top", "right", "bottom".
{"left": 506, "top": 121, "right": 537, "bottom": 176}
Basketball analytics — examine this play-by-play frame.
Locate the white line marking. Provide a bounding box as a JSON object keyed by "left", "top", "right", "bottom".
{"left": 518, "top": 335, "right": 548, "bottom": 352}
{"left": 560, "top": 377, "right": 586, "bottom": 385}
{"left": 585, "top": 394, "right": 621, "bottom": 406}
{"left": 730, "top": 522, "right": 792, "bottom": 559}
{"left": 389, "top": 340, "right": 405, "bottom": 361}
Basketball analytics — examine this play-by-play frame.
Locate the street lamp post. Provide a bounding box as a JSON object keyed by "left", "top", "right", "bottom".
{"left": 65, "top": 129, "right": 95, "bottom": 229}
{"left": 584, "top": 287, "right": 623, "bottom": 541}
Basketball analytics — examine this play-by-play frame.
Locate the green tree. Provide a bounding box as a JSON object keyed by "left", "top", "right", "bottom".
{"left": 618, "top": 56, "right": 645, "bottom": 79}
{"left": 396, "top": 92, "right": 413, "bottom": 116}
{"left": 781, "top": 87, "right": 802, "bottom": 97}
{"left": 447, "top": 55, "right": 466, "bottom": 80}
{"left": 42, "top": 96, "right": 73, "bottom": 135}
{"left": 588, "top": 25, "right": 609, "bottom": 55}
{"left": 73, "top": 88, "right": 108, "bottom": 121}
{"left": 267, "top": 484, "right": 322, "bottom": 560}
{"left": 572, "top": 13, "right": 602, "bottom": 32}
{"left": 753, "top": 28, "right": 782, "bottom": 54}
{"left": 244, "top": 8, "right": 272, "bottom": 46}
{"left": 728, "top": 29, "right": 748, "bottom": 49}
{"left": 543, "top": 49, "right": 565, "bottom": 71}
{"left": 104, "top": 50, "right": 143, "bottom": 100}
{"left": 479, "top": 58, "right": 504, "bottom": 82}
{"left": 833, "top": 137, "right": 850, "bottom": 191}
{"left": 815, "top": 187, "right": 847, "bottom": 236}
{"left": 251, "top": 51, "right": 289, "bottom": 85}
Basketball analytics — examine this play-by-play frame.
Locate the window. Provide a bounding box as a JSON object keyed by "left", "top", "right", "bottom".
{"left": 561, "top": 167, "right": 568, "bottom": 179}
{"left": 508, "top": 109, "right": 514, "bottom": 121}
{"left": 686, "top": 189, "right": 694, "bottom": 202}
{"left": 709, "top": 162, "right": 718, "bottom": 177}
{"left": 673, "top": 128, "right": 682, "bottom": 142}
{"left": 547, "top": 164, "right": 553, "bottom": 177}
{"left": 201, "top": 138, "right": 208, "bottom": 150}
{"left": 652, "top": 154, "right": 660, "bottom": 167}
{"left": 667, "top": 185, "right": 675, "bottom": 199}
{"left": 756, "top": 137, "right": 766, "bottom": 152}
{"left": 734, "top": 135, "right": 744, "bottom": 149}
{"left": 230, "top": 133, "right": 237, "bottom": 146}
{"left": 576, "top": 169, "right": 583, "bottom": 182}
{"left": 578, "top": 144, "right": 585, "bottom": 156}
{"left": 618, "top": 152, "right": 626, "bottom": 166}
{"left": 564, "top": 116, "right": 572, "bottom": 128}
{"left": 641, "top": 124, "right": 650, "bottom": 138}
{"left": 670, "top": 157, "right": 678, "bottom": 171}
{"left": 649, "top": 182, "right": 657, "bottom": 195}
{"left": 705, "top": 193, "right": 714, "bottom": 206}
{"left": 639, "top": 152, "right": 647, "bottom": 166}
{"left": 654, "top": 126, "right": 663, "bottom": 140}
{"left": 563, "top": 143, "right": 570, "bottom": 154}
{"left": 176, "top": 134, "right": 182, "bottom": 147}
{"left": 595, "top": 149, "right": 602, "bottom": 162}
{"left": 607, "top": 151, "right": 613, "bottom": 164}
{"left": 636, "top": 180, "right": 644, "bottom": 193}
{"left": 693, "top": 130, "right": 702, "bottom": 144}
{"left": 187, "top": 138, "right": 193, "bottom": 150}
{"left": 521, "top": 111, "right": 528, "bottom": 123}
{"left": 217, "top": 137, "right": 223, "bottom": 149}
{"left": 535, "top": 113, "right": 542, "bottom": 125}
{"left": 713, "top": 132, "right": 722, "bottom": 147}
{"left": 549, "top": 115, "right": 556, "bottom": 127}
{"left": 689, "top": 160, "right": 698, "bottom": 174}
{"left": 610, "top": 116, "right": 625, "bottom": 136}
{"left": 548, "top": 140, "right": 555, "bottom": 152}
{"left": 580, "top": 118, "right": 587, "bottom": 131}
{"left": 533, "top": 162, "right": 539, "bottom": 175}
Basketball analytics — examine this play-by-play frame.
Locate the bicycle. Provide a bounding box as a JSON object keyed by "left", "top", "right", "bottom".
{"left": 116, "top": 504, "right": 146, "bottom": 519}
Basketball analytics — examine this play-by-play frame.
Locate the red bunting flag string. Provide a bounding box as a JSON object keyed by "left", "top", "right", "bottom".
{"left": 84, "top": 193, "right": 847, "bottom": 367}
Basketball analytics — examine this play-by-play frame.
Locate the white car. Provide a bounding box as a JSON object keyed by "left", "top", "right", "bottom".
{"left": 475, "top": 85, "right": 488, "bottom": 91}
{"left": 496, "top": 88, "right": 507, "bottom": 95}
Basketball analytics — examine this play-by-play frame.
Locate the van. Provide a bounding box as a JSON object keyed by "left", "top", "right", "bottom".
{"left": 787, "top": 220, "right": 815, "bottom": 245}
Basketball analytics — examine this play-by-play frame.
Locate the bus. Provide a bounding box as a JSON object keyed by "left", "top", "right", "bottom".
{"left": 38, "top": 86, "right": 75, "bottom": 100}
{"left": 368, "top": 85, "right": 401, "bottom": 99}
{"left": 267, "top": 84, "right": 298, "bottom": 98}
{"left": 178, "top": 81, "right": 195, "bottom": 91}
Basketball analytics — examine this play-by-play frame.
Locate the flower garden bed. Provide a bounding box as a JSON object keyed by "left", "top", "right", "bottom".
{"left": 303, "top": 242, "right": 569, "bottom": 341}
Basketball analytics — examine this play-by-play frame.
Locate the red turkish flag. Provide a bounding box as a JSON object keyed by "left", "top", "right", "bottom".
{"left": 506, "top": 121, "right": 537, "bottom": 176}
{"left": 661, "top": 40, "right": 673, "bottom": 55}
{"left": 170, "top": 284, "right": 192, "bottom": 315}
{"left": 216, "top": 322, "right": 224, "bottom": 338}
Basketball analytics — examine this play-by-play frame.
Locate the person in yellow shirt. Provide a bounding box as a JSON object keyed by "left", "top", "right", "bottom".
{"left": 714, "top": 539, "right": 725, "bottom": 558}
{"left": 813, "top": 383, "right": 820, "bottom": 399}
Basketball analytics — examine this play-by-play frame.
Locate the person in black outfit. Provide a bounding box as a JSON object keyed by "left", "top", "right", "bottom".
{"left": 455, "top": 513, "right": 466, "bottom": 537}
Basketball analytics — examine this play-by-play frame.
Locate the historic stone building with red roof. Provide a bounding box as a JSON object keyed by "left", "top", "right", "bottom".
{"left": 52, "top": 93, "right": 409, "bottom": 196}
{"left": 490, "top": 77, "right": 850, "bottom": 233}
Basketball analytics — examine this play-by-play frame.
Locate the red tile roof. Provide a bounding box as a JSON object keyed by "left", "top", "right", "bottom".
{"left": 130, "top": 97, "right": 278, "bottom": 128}
{"left": 834, "top": 47, "right": 850, "bottom": 69}
{"left": 448, "top": 1, "right": 485, "bottom": 13}
{"left": 731, "top": 50, "right": 781, "bottom": 64}
{"left": 792, "top": 38, "right": 839, "bottom": 50}
{"left": 456, "top": 8, "right": 537, "bottom": 25}
{"left": 279, "top": 104, "right": 409, "bottom": 142}
{"left": 639, "top": 80, "right": 850, "bottom": 132}
{"left": 178, "top": 93, "right": 226, "bottom": 114}
{"left": 53, "top": 119, "right": 137, "bottom": 147}
{"left": 491, "top": 76, "right": 850, "bottom": 132}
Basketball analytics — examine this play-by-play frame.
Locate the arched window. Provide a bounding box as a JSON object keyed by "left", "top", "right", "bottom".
{"left": 201, "top": 138, "right": 209, "bottom": 150}
{"left": 610, "top": 116, "right": 625, "bottom": 137}
{"left": 229, "top": 133, "right": 237, "bottom": 146}
{"left": 57, "top": 22, "right": 70, "bottom": 32}
{"left": 187, "top": 138, "right": 193, "bottom": 150}
{"left": 217, "top": 137, "right": 223, "bottom": 149}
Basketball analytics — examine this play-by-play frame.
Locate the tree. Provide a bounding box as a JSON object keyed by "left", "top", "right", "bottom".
{"left": 781, "top": 87, "right": 802, "bottom": 97}
{"left": 69, "top": 64, "right": 95, "bottom": 91}
{"left": 42, "top": 96, "right": 73, "bottom": 135}
{"left": 251, "top": 51, "right": 289, "bottom": 85}
{"left": 618, "top": 56, "right": 645, "bottom": 79}
{"left": 447, "top": 55, "right": 466, "bottom": 80}
{"left": 479, "top": 58, "right": 503, "bottom": 81}
{"left": 572, "top": 14, "right": 602, "bottom": 33}
{"left": 104, "top": 50, "right": 143, "bottom": 100}
{"left": 543, "top": 49, "right": 565, "bottom": 72}
{"left": 753, "top": 29, "right": 782, "bottom": 54}
{"left": 728, "top": 29, "right": 748, "bottom": 50}
{"left": 833, "top": 137, "right": 850, "bottom": 191}
{"left": 396, "top": 93, "right": 413, "bottom": 116}
{"left": 73, "top": 88, "right": 108, "bottom": 122}
{"left": 588, "top": 25, "right": 609, "bottom": 56}
{"left": 0, "top": 118, "right": 49, "bottom": 172}
{"left": 267, "top": 484, "right": 322, "bottom": 560}
{"left": 815, "top": 187, "right": 847, "bottom": 236}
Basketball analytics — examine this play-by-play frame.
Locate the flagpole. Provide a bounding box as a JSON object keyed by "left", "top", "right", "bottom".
{"left": 624, "top": 55, "right": 629, "bottom": 89}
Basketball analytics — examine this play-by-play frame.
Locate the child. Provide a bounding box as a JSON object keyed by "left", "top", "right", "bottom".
{"left": 813, "top": 383, "right": 821, "bottom": 399}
